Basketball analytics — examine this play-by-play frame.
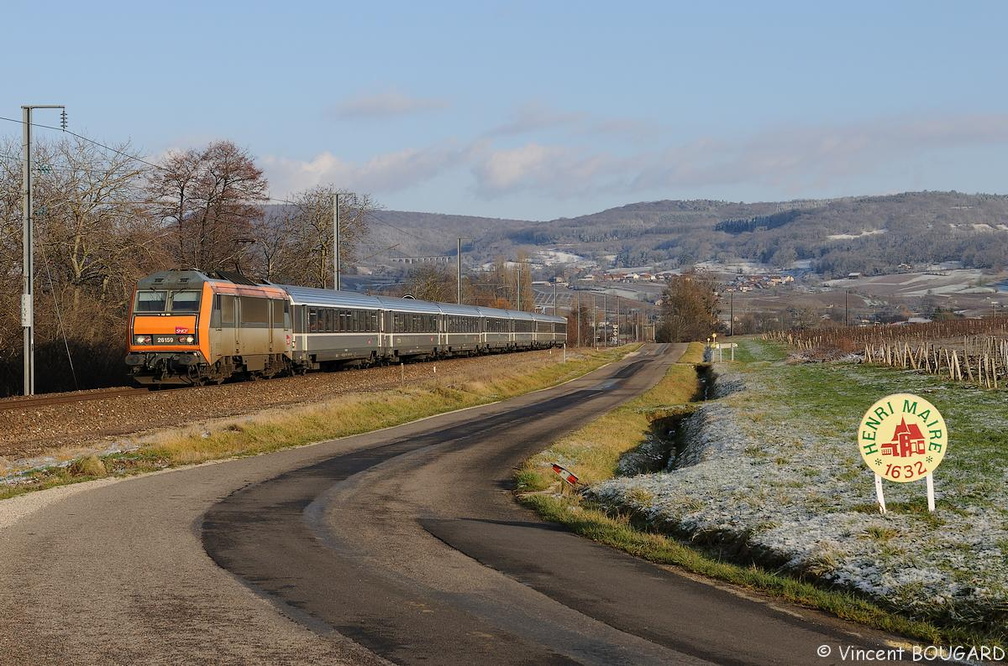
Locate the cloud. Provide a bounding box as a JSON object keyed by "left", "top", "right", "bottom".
{"left": 486, "top": 103, "right": 586, "bottom": 136}
{"left": 467, "top": 113, "right": 1008, "bottom": 202}
{"left": 265, "top": 112, "right": 1008, "bottom": 207}
{"left": 628, "top": 113, "right": 1008, "bottom": 194}
{"left": 262, "top": 143, "right": 470, "bottom": 199}
{"left": 470, "top": 142, "right": 613, "bottom": 198}
{"left": 487, "top": 102, "right": 663, "bottom": 143}
{"left": 329, "top": 91, "right": 448, "bottom": 120}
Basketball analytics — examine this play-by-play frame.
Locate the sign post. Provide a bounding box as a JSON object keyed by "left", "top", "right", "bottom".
{"left": 858, "top": 393, "right": 947, "bottom": 514}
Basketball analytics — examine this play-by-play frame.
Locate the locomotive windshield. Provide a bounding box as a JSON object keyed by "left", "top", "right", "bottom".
{"left": 134, "top": 290, "right": 201, "bottom": 313}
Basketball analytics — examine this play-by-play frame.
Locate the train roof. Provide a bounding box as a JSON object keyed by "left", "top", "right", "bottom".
{"left": 139, "top": 272, "right": 568, "bottom": 323}
{"left": 281, "top": 284, "right": 385, "bottom": 309}
{"left": 137, "top": 269, "right": 214, "bottom": 288}
{"left": 373, "top": 295, "right": 446, "bottom": 315}
{"left": 436, "top": 301, "right": 486, "bottom": 317}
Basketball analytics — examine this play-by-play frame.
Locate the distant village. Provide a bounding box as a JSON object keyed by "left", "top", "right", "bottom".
{"left": 576, "top": 270, "right": 795, "bottom": 293}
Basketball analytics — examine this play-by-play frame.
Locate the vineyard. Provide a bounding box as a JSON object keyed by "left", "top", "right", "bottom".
{"left": 768, "top": 318, "right": 1008, "bottom": 389}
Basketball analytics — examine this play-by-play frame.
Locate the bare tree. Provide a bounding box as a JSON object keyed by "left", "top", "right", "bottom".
{"left": 248, "top": 205, "right": 300, "bottom": 283}
{"left": 467, "top": 254, "right": 536, "bottom": 311}
{"left": 0, "top": 138, "right": 22, "bottom": 280}
{"left": 0, "top": 137, "right": 25, "bottom": 392}
{"left": 567, "top": 298, "right": 595, "bottom": 346}
{"left": 147, "top": 140, "right": 268, "bottom": 272}
{"left": 275, "top": 186, "right": 376, "bottom": 288}
{"left": 37, "top": 136, "right": 158, "bottom": 309}
{"left": 404, "top": 264, "right": 454, "bottom": 301}
{"left": 0, "top": 134, "right": 163, "bottom": 394}
{"left": 656, "top": 270, "right": 722, "bottom": 342}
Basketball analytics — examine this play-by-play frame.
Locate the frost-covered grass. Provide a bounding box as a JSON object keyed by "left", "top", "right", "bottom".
{"left": 586, "top": 338, "right": 1007, "bottom": 643}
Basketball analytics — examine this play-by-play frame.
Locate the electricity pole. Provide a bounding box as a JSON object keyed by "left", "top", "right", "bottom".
{"left": 516, "top": 263, "right": 521, "bottom": 311}
{"left": 22, "top": 104, "right": 66, "bottom": 396}
{"left": 456, "top": 237, "right": 472, "bottom": 305}
{"left": 576, "top": 289, "right": 581, "bottom": 346}
{"left": 332, "top": 193, "right": 341, "bottom": 290}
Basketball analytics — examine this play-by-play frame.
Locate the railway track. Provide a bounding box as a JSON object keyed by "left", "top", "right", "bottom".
{"left": 0, "top": 350, "right": 564, "bottom": 467}
{"left": 0, "top": 387, "right": 148, "bottom": 412}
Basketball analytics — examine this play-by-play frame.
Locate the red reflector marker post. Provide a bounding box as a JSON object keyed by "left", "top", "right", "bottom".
{"left": 551, "top": 463, "right": 579, "bottom": 487}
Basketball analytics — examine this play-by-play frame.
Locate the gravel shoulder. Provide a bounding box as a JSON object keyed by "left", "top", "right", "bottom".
{"left": 0, "top": 351, "right": 562, "bottom": 478}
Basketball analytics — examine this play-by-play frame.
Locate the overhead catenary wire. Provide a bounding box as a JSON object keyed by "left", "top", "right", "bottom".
{"left": 3, "top": 114, "right": 423, "bottom": 267}
{"left": 37, "top": 239, "right": 79, "bottom": 391}
{"left": 0, "top": 115, "right": 167, "bottom": 173}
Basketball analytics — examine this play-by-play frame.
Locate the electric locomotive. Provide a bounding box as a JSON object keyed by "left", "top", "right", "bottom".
{"left": 125, "top": 270, "right": 292, "bottom": 385}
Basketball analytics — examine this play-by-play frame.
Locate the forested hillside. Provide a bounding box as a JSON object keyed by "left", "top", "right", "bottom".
{"left": 374, "top": 192, "right": 1008, "bottom": 277}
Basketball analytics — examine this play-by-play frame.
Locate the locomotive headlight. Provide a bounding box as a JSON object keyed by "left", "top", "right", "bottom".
{"left": 181, "top": 335, "right": 196, "bottom": 344}
{"left": 134, "top": 335, "right": 151, "bottom": 344}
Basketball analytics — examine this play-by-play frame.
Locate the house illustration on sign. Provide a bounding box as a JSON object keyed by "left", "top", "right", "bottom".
{"left": 881, "top": 417, "right": 926, "bottom": 457}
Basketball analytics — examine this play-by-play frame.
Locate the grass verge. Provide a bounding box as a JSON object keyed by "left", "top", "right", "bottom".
{"left": 1, "top": 346, "right": 632, "bottom": 501}
{"left": 516, "top": 344, "right": 705, "bottom": 490}
{"left": 515, "top": 340, "right": 992, "bottom": 647}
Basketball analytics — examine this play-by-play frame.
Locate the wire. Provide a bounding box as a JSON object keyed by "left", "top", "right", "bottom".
{"left": 355, "top": 243, "right": 402, "bottom": 262}
{"left": 37, "top": 240, "right": 79, "bottom": 390}
{"left": 365, "top": 209, "right": 437, "bottom": 245}
{"left": 1, "top": 115, "right": 419, "bottom": 249}
{"left": 0, "top": 114, "right": 166, "bottom": 173}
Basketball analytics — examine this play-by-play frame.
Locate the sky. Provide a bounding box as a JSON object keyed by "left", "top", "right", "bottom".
{"left": 5, "top": 0, "right": 1008, "bottom": 221}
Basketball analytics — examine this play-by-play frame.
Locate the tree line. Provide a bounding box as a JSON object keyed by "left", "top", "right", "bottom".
{"left": 0, "top": 135, "right": 375, "bottom": 396}
{"left": 1, "top": 132, "right": 566, "bottom": 395}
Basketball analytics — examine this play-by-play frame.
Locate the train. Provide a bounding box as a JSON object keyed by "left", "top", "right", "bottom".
{"left": 125, "top": 269, "right": 568, "bottom": 386}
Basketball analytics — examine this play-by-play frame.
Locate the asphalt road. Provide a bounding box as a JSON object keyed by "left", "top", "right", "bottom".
{"left": 0, "top": 345, "right": 905, "bottom": 664}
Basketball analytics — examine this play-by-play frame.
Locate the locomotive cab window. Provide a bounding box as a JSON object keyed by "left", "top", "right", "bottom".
{"left": 134, "top": 290, "right": 167, "bottom": 312}
{"left": 169, "top": 290, "right": 201, "bottom": 312}
{"left": 134, "top": 289, "right": 200, "bottom": 313}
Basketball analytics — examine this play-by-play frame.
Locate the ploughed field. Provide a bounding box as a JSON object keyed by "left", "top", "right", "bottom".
{"left": 0, "top": 351, "right": 557, "bottom": 467}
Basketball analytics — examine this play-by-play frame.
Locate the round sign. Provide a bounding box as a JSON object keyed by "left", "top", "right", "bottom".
{"left": 858, "top": 393, "right": 947, "bottom": 483}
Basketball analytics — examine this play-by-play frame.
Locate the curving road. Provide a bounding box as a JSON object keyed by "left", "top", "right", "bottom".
{"left": 0, "top": 345, "right": 903, "bottom": 664}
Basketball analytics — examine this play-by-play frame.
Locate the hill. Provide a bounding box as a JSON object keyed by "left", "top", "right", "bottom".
{"left": 359, "top": 192, "right": 1008, "bottom": 279}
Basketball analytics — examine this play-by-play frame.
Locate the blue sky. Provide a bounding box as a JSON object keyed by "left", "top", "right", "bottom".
{"left": 5, "top": 0, "right": 1008, "bottom": 220}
